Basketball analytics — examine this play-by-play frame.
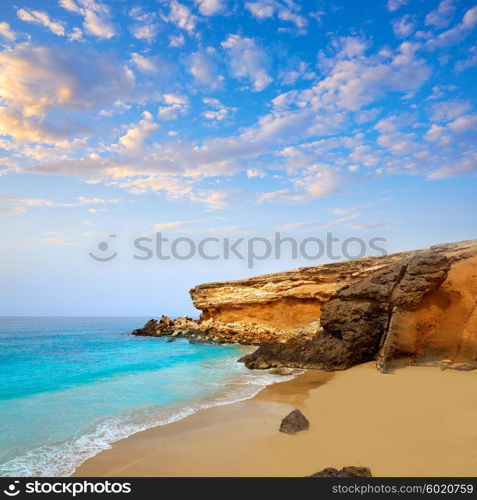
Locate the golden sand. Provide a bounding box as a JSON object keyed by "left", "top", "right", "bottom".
{"left": 74, "top": 362, "right": 477, "bottom": 477}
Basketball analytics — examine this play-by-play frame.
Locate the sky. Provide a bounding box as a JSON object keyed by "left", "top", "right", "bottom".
{"left": 0, "top": 0, "right": 476, "bottom": 316}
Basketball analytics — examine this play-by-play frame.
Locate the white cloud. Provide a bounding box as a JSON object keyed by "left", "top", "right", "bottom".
{"left": 43, "top": 234, "right": 78, "bottom": 246}
{"left": 119, "top": 111, "right": 158, "bottom": 151}
{"left": 275, "top": 221, "right": 320, "bottom": 231}
{"left": 424, "top": 123, "right": 447, "bottom": 143}
{"left": 130, "top": 22, "right": 159, "bottom": 43}
{"left": 424, "top": 111, "right": 477, "bottom": 144}
{"left": 0, "top": 195, "right": 120, "bottom": 214}
{"left": 17, "top": 8, "right": 66, "bottom": 36}
{"left": 68, "top": 27, "right": 84, "bottom": 41}
{"left": 128, "top": 8, "right": 159, "bottom": 42}
{"left": 195, "top": 0, "right": 225, "bottom": 16}
{"left": 425, "top": 0, "right": 455, "bottom": 29}
{"left": 187, "top": 49, "right": 222, "bottom": 88}
{"left": 110, "top": 174, "right": 229, "bottom": 210}
{"left": 427, "top": 153, "right": 477, "bottom": 179}
{"left": 0, "top": 206, "right": 27, "bottom": 214}
{"left": 271, "top": 40, "right": 430, "bottom": 121}
{"left": 131, "top": 53, "right": 158, "bottom": 73}
{"left": 246, "top": 168, "right": 266, "bottom": 178}
{"left": 169, "top": 33, "right": 185, "bottom": 47}
{"left": 426, "top": 84, "right": 458, "bottom": 100}
{"left": 0, "top": 43, "right": 134, "bottom": 117}
{"left": 277, "top": 9, "right": 307, "bottom": 30}
{"left": 0, "top": 108, "right": 80, "bottom": 144}
{"left": 392, "top": 14, "right": 415, "bottom": 37}
{"left": 0, "top": 22, "right": 16, "bottom": 41}
{"left": 164, "top": 0, "right": 197, "bottom": 34}
{"left": 374, "top": 113, "right": 415, "bottom": 133}
{"left": 221, "top": 34, "right": 272, "bottom": 91}
{"left": 258, "top": 167, "right": 343, "bottom": 202}
{"left": 377, "top": 131, "right": 418, "bottom": 155}
{"left": 192, "top": 190, "right": 229, "bottom": 210}
{"left": 354, "top": 108, "right": 381, "bottom": 124}
{"left": 141, "top": 219, "right": 204, "bottom": 234}
{"left": 455, "top": 46, "right": 477, "bottom": 71}
{"left": 448, "top": 113, "right": 477, "bottom": 133}
{"left": 246, "top": 0, "right": 274, "bottom": 18}
{"left": 59, "top": 0, "right": 116, "bottom": 39}
{"left": 324, "top": 41, "right": 430, "bottom": 111}
{"left": 158, "top": 94, "right": 189, "bottom": 120}
{"left": 387, "top": 0, "right": 408, "bottom": 12}
{"left": 202, "top": 97, "right": 234, "bottom": 121}
{"left": 321, "top": 213, "right": 361, "bottom": 229}
{"left": 430, "top": 99, "right": 472, "bottom": 122}
{"left": 426, "top": 6, "right": 477, "bottom": 49}
{"left": 349, "top": 221, "right": 395, "bottom": 231}
{"left": 129, "top": 6, "right": 150, "bottom": 21}
{"left": 0, "top": 43, "right": 135, "bottom": 143}
{"left": 245, "top": 0, "right": 307, "bottom": 30}
{"left": 279, "top": 61, "right": 315, "bottom": 85}
{"left": 330, "top": 205, "right": 369, "bottom": 216}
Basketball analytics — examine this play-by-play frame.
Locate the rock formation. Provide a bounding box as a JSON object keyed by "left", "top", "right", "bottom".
{"left": 279, "top": 409, "right": 310, "bottom": 434}
{"left": 132, "top": 239, "right": 477, "bottom": 373}
{"left": 309, "top": 466, "right": 372, "bottom": 477}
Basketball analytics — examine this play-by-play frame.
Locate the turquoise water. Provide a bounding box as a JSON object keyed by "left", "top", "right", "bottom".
{"left": 0, "top": 317, "right": 289, "bottom": 477}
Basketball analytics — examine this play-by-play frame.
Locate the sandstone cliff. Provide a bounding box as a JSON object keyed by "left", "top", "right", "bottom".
{"left": 133, "top": 240, "right": 477, "bottom": 372}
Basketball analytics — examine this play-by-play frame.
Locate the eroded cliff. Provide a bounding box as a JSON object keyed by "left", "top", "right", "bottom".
{"left": 133, "top": 239, "right": 477, "bottom": 372}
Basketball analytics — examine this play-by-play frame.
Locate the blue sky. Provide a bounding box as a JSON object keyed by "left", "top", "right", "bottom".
{"left": 0, "top": 0, "right": 476, "bottom": 315}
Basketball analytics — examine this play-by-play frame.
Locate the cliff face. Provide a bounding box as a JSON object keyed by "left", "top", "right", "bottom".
{"left": 239, "top": 240, "right": 477, "bottom": 372}
{"left": 134, "top": 239, "right": 477, "bottom": 372}
{"left": 189, "top": 252, "right": 408, "bottom": 331}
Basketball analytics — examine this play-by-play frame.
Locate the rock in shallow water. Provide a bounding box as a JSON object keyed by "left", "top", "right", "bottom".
{"left": 309, "top": 466, "right": 372, "bottom": 477}
{"left": 279, "top": 409, "right": 310, "bottom": 434}
{"left": 269, "top": 367, "right": 295, "bottom": 376}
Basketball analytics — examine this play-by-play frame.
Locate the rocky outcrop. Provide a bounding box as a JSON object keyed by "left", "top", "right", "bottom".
{"left": 240, "top": 241, "right": 476, "bottom": 372}
{"left": 133, "top": 316, "right": 201, "bottom": 338}
{"left": 279, "top": 409, "right": 310, "bottom": 434}
{"left": 132, "top": 315, "right": 318, "bottom": 345}
{"left": 309, "top": 466, "right": 372, "bottom": 477}
{"left": 133, "top": 239, "right": 477, "bottom": 373}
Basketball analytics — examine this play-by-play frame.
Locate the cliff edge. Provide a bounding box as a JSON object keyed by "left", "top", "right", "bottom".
{"left": 133, "top": 239, "right": 477, "bottom": 373}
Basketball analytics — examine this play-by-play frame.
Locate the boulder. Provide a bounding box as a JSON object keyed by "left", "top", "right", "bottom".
{"left": 279, "top": 409, "right": 309, "bottom": 434}
{"left": 309, "top": 466, "right": 372, "bottom": 477}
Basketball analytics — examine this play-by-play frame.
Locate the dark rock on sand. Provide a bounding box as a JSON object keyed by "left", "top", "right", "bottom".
{"left": 309, "top": 466, "right": 372, "bottom": 477}
{"left": 279, "top": 409, "right": 309, "bottom": 434}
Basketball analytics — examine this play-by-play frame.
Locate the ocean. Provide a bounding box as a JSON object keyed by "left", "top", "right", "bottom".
{"left": 0, "top": 317, "right": 291, "bottom": 477}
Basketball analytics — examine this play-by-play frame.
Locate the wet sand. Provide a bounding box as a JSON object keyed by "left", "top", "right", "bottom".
{"left": 74, "top": 362, "right": 477, "bottom": 477}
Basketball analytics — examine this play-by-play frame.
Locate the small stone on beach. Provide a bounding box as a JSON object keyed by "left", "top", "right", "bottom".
{"left": 279, "top": 409, "right": 309, "bottom": 434}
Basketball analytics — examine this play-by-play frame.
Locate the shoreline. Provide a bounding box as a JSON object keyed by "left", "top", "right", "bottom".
{"left": 75, "top": 362, "right": 477, "bottom": 477}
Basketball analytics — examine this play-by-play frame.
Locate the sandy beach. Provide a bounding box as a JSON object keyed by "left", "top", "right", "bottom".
{"left": 74, "top": 362, "right": 477, "bottom": 477}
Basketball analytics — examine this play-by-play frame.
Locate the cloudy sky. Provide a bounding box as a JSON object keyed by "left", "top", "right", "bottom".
{"left": 0, "top": 0, "right": 476, "bottom": 315}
